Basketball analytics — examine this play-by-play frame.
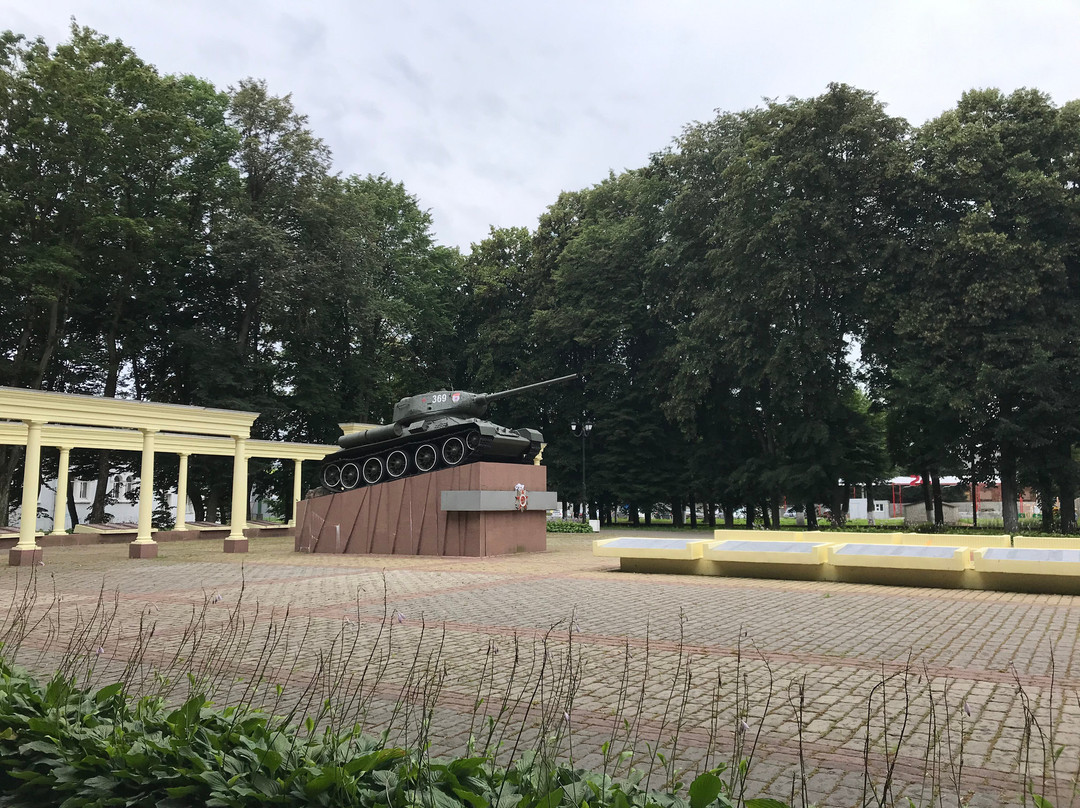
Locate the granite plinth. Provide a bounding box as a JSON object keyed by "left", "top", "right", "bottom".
{"left": 295, "top": 462, "right": 549, "bottom": 557}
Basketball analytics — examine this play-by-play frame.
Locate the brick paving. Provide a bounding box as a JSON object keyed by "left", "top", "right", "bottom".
{"left": 2, "top": 531, "right": 1080, "bottom": 807}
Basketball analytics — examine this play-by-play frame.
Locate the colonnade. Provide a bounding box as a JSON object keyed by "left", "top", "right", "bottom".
{"left": 0, "top": 387, "right": 333, "bottom": 565}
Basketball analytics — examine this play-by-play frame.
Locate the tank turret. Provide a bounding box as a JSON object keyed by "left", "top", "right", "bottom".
{"left": 320, "top": 373, "right": 576, "bottom": 493}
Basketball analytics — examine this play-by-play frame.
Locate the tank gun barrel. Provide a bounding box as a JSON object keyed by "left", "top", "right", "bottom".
{"left": 480, "top": 373, "right": 578, "bottom": 405}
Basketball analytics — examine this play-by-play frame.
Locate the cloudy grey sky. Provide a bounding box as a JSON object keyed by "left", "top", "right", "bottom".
{"left": 7, "top": 1, "right": 1080, "bottom": 250}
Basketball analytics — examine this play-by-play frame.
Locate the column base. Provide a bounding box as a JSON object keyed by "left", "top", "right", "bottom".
{"left": 128, "top": 541, "right": 159, "bottom": 559}
{"left": 9, "top": 546, "right": 43, "bottom": 567}
{"left": 223, "top": 537, "right": 249, "bottom": 553}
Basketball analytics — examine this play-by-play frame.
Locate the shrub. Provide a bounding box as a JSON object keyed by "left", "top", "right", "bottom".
{"left": 545, "top": 519, "right": 595, "bottom": 533}
{"left": 0, "top": 658, "right": 749, "bottom": 808}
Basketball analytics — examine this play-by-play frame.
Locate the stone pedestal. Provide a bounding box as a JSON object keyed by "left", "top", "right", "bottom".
{"left": 223, "top": 537, "right": 249, "bottom": 553}
{"left": 128, "top": 541, "right": 159, "bottom": 559}
{"left": 295, "top": 462, "right": 551, "bottom": 557}
{"left": 9, "top": 546, "right": 43, "bottom": 567}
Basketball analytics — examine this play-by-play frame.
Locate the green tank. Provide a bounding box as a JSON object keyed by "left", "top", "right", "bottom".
{"left": 319, "top": 373, "right": 576, "bottom": 492}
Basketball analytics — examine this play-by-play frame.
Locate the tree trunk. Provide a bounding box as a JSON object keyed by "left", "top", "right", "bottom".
{"left": 671, "top": 497, "right": 684, "bottom": 527}
{"left": 629, "top": 502, "right": 639, "bottom": 527}
{"left": 760, "top": 503, "right": 771, "bottom": 529}
{"left": 770, "top": 499, "right": 780, "bottom": 528}
{"left": 1038, "top": 471, "right": 1054, "bottom": 533}
{"left": 688, "top": 494, "right": 697, "bottom": 528}
{"left": 66, "top": 475, "right": 79, "bottom": 530}
{"left": 1000, "top": 445, "right": 1019, "bottom": 533}
{"left": 32, "top": 299, "right": 61, "bottom": 389}
{"left": 931, "top": 470, "right": 944, "bottom": 527}
{"left": 830, "top": 486, "right": 845, "bottom": 525}
{"left": 1060, "top": 481, "right": 1077, "bottom": 534}
{"left": 191, "top": 490, "right": 206, "bottom": 523}
{"left": 806, "top": 502, "right": 818, "bottom": 529}
{"left": 706, "top": 501, "right": 716, "bottom": 529}
{"left": 90, "top": 327, "right": 123, "bottom": 524}
{"left": 723, "top": 504, "right": 734, "bottom": 528}
{"left": 0, "top": 446, "right": 22, "bottom": 527}
{"left": 89, "top": 452, "right": 112, "bottom": 523}
{"left": 745, "top": 503, "right": 755, "bottom": 528}
{"left": 971, "top": 480, "right": 979, "bottom": 528}
{"left": 207, "top": 487, "right": 222, "bottom": 524}
{"left": 643, "top": 507, "right": 652, "bottom": 527}
{"left": 920, "top": 471, "right": 933, "bottom": 524}
{"left": 866, "top": 484, "right": 876, "bottom": 526}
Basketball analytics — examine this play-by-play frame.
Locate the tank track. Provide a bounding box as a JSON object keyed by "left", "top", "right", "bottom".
{"left": 320, "top": 425, "right": 500, "bottom": 493}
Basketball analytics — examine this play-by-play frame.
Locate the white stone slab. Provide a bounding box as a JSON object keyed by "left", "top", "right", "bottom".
{"left": 835, "top": 544, "right": 958, "bottom": 558}
{"left": 712, "top": 540, "right": 824, "bottom": 554}
{"left": 982, "top": 547, "right": 1080, "bottom": 563}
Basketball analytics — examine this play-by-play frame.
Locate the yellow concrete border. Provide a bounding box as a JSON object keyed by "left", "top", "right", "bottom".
{"left": 1012, "top": 536, "right": 1080, "bottom": 550}
{"left": 828, "top": 543, "right": 970, "bottom": 571}
{"left": 617, "top": 557, "right": 710, "bottom": 575}
{"left": 593, "top": 537, "right": 710, "bottom": 560}
{"left": 900, "top": 533, "right": 1011, "bottom": 548}
{"left": 840, "top": 532, "right": 905, "bottom": 545}
{"left": 972, "top": 547, "right": 1080, "bottom": 576}
{"left": 713, "top": 529, "right": 904, "bottom": 544}
{"left": 704, "top": 539, "right": 832, "bottom": 566}
{"left": 713, "top": 528, "right": 831, "bottom": 542}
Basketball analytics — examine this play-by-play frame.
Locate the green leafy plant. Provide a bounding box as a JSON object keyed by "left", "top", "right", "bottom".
{"left": 545, "top": 520, "right": 596, "bottom": 534}
{"left": 0, "top": 656, "right": 768, "bottom": 808}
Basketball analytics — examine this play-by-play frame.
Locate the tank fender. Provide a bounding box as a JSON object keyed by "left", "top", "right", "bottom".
{"left": 338, "top": 422, "right": 401, "bottom": 449}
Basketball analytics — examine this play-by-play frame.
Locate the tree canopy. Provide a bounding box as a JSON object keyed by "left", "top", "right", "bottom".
{"left": 4, "top": 25, "right": 1080, "bottom": 532}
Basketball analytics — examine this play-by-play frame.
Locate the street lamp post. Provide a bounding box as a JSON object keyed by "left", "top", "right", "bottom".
{"left": 570, "top": 414, "right": 593, "bottom": 523}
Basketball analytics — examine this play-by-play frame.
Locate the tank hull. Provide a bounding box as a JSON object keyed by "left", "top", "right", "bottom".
{"left": 319, "top": 417, "right": 543, "bottom": 494}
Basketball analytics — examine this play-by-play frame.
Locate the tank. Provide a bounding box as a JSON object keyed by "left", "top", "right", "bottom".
{"left": 319, "top": 373, "right": 577, "bottom": 493}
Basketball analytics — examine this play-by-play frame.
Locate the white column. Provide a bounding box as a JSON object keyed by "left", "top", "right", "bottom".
{"left": 133, "top": 429, "right": 158, "bottom": 544}
{"left": 229, "top": 436, "right": 248, "bottom": 540}
{"left": 50, "top": 446, "right": 71, "bottom": 535}
{"left": 16, "top": 420, "right": 44, "bottom": 549}
{"left": 290, "top": 458, "right": 303, "bottom": 527}
{"left": 175, "top": 452, "right": 189, "bottom": 531}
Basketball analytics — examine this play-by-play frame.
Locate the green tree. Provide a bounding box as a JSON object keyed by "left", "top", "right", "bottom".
{"left": 892, "top": 89, "right": 1080, "bottom": 532}
{"left": 528, "top": 172, "right": 685, "bottom": 520}
{"left": 660, "top": 85, "right": 906, "bottom": 520}
{"left": 0, "top": 25, "right": 237, "bottom": 523}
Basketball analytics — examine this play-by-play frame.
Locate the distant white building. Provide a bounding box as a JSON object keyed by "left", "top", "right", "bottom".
{"left": 31, "top": 474, "right": 191, "bottom": 531}
{"left": 29, "top": 475, "right": 277, "bottom": 531}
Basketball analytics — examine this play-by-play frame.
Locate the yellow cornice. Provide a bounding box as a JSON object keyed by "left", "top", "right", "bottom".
{"left": 0, "top": 386, "right": 257, "bottom": 437}
{"left": 0, "top": 422, "right": 334, "bottom": 461}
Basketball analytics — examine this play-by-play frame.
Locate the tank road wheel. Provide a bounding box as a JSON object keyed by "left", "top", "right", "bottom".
{"left": 441, "top": 436, "right": 465, "bottom": 466}
{"left": 362, "top": 457, "right": 383, "bottom": 485}
{"left": 322, "top": 464, "right": 342, "bottom": 490}
{"left": 465, "top": 431, "right": 481, "bottom": 451}
{"left": 340, "top": 463, "right": 361, "bottom": 490}
{"left": 414, "top": 444, "right": 438, "bottom": 473}
{"left": 386, "top": 450, "right": 408, "bottom": 478}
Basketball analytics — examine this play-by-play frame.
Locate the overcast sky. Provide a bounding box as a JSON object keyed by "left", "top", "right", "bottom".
{"left": 7, "top": 1, "right": 1080, "bottom": 250}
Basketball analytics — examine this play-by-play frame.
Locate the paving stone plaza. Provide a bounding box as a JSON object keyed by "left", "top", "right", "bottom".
{"left": 2, "top": 532, "right": 1078, "bottom": 807}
